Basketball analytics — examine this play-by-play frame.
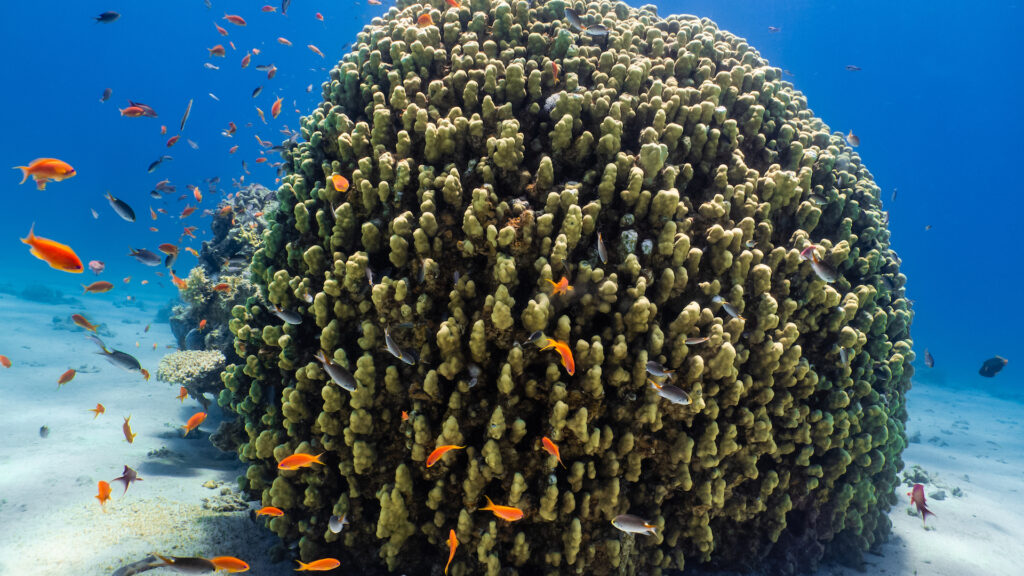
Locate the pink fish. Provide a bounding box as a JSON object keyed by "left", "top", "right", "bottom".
{"left": 907, "top": 483, "right": 935, "bottom": 526}
{"left": 88, "top": 260, "right": 106, "bottom": 275}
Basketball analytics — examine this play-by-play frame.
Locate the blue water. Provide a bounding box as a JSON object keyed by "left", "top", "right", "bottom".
{"left": 1, "top": 0, "right": 1021, "bottom": 573}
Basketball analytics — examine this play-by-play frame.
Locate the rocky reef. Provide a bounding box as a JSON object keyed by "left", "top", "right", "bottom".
{"left": 157, "top": 350, "right": 227, "bottom": 406}
{"left": 219, "top": 1, "right": 912, "bottom": 574}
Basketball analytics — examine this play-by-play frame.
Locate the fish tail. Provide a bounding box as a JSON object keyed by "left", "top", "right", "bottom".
{"left": 483, "top": 495, "right": 494, "bottom": 510}
{"left": 14, "top": 166, "right": 29, "bottom": 184}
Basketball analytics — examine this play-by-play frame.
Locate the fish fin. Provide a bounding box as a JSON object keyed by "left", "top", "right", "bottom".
{"left": 14, "top": 166, "right": 29, "bottom": 184}
{"left": 483, "top": 495, "right": 495, "bottom": 510}
{"left": 35, "top": 178, "right": 47, "bottom": 190}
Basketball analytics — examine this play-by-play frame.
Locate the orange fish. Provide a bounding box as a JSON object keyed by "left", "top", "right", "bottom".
{"left": 256, "top": 107, "right": 266, "bottom": 124}
{"left": 277, "top": 37, "right": 292, "bottom": 46}
{"left": 241, "top": 52, "right": 251, "bottom": 68}
{"left": 261, "top": 4, "right": 276, "bottom": 12}
{"left": 0, "top": 355, "right": 10, "bottom": 368}
{"left": 541, "top": 436, "right": 565, "bottom": 468}
{"left": 150, "top": 207, "right": 158, "bottom": 220}
{"left": 214, "top": 22, "right": 228, "bottom": 36}
{"left": 417, "top": 13, "right": 434, "bottom": 27}
{"left": 96, "top": 480, "right": 112, "bottom": 510}
{"left": 57, "top": 368, "right": 76, "bottom": 388}
{"left": 71, "top": 314, "right": 99, "bottom": 332}
{"left": 256, "top": 506, "right": 285, "bottom": 517}
{"left": 194, "top": 188, "right": 203, "bottom": 203}
{"left": 446, "top": 0, "right": 461, "bottom": 7}
{"left": 123, "top": 276, "right": 131, "bottom": 284}
{"left": 122, "top": 415, "right": 138, "bottom": 443}
{"left": 277, "top": 452, "right": 325, "bottom": 471}
{"left": 331, "top": 174, "right": 349, "bottom": 192}
{"left": 181, "top": 205, "right": 197, "bottom": 218}
{"left": 252, "top": 48, "right": 261, "bottom": 55}
{"left": 401, "top": 411, "right": 409, "bottom": 422}
{"left": 182, "top": 226, "right": 198, "bottom": 237}
{"left": 212, "top": 283, "right": 231, "bottom": 292}
{"left": 166, "top": 135, "right": 180, "bottom": 147}
{"left": 426, "top": 445, "right": 464, "bottom": 468}
{"left": 266, "top": 64, "right": 277, "bottom": 79}
{"left": 141, "top": 280, "right": 149, "bottom": 285}
{"left": 171, "top": 272, "right": 187, "bottom": 290}
{"left": 185, "top": 247, "right": 200, "bottom": 257}
{"left": 546, "top": 276, "right": 573, "bottom": 296}
{"left": 176, "top": 386, "right": 188, "bottom": 402}
{"left": 308, "top": 44, "right": 324, "bottom": 58}
{"left": 540, "top": 339, "right": 575, "bottom": 376}
{"left": 552, "top": 61, "right": 560, "bottom": 84}
{"left": 208, "top": 45, "right": 226, "bottom": 57}
{"left": 14, "top": 158, "right": 76, "bottom": 190}
{"left": 148, "top": 227, "right": 158, "bottom": 233}
{"left": 160, "top": 125, "right": 167, "bottom": 135}
{"left": 21, "top": 225, "right": 84, "bottom": 273}
{"left": 479, "top": 496, "right": 524, "bottom": 522}
{"left": 199, "top": 319, "right": 208, "bottom": 331}
{"left": 120, "top": 106, "right": 146, "bottom": 117}
{"left": 209, "top": 557, "right": 250, "bottom": 573}
{"left": 223, "top": 14, "right": 246, "bottom": 26}
{"left": 82, "top": 281, "right": 114, "bottom": 294}
{"left": 182, "top": 412, "right": 207, "bottom": 436}
{"left": 88, "top": 403, "right": 106, "bottom": 418}
{"left": 295, "top": 559, "right": 341, "bottom": 572}
{"left": 255, "top": 157, "right": 267, "bottom": 164}
{"left": 445, "top": 529, "right": 457, "bottom": 574}
{"left": 271, "top": 97, "right": 283, "bottom": 119}
{"left": 158, "top": 243, "right": 179, "bottom": 255}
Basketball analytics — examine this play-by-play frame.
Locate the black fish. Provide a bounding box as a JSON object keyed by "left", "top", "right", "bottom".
{"left": 129, "top": 248, "right": 163, "bottom": 266}
{"left": 147, "top": 155, "right": 173, "bottom": 173}
{"left": 979, "top": 356, "right": 1007, "bottom": 377}
{"left": 564, "top": 8, "right": 584, "bottom": 31}
{"left": 180, "top": 98, "right": 193, "bottom": 131}
{"left": 100, "top": 88, "right": 112, "bottom": 102}
{"left": 282, "top": 0, "right": 292, "bottom": 15}
{"left": 39, "top": 425, "right": 50, "bottom": 438}
{"left": 105, "top": 191, "right": 136, "bottom": 222}
{"left": 252, "top": 86, "right": 263, "bottom": 98}
{"left": 94, "top": 11, "right": 120, "bottom": 23}
{"left": 845, "top": 65, "right": 862, "bottom": 71}
{"left": 150, "top": 190, "right": 162, "bottom": 199}
{"left": 923, "top": 348, "right": 934, "bottom": 368}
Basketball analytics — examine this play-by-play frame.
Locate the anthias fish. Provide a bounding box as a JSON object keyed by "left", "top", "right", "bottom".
{"left": 295, "top": 558, "right": 341, "bottom": 572}
{"left": 113, "top": 465, "right": 143, "bottom": 495}
{"left": 924, "top": 349, "right": 934, "bottom": 368}
{"left": 277, "top": 452, "right": 325, "bottom": 471}
{"left": 479, "top": 496, "right": 524, "bottom": 521}
{"left": 14, "top": 157, "right": 76, "bottom": 189}
{"left": 21, "top": 224, "right": 84, "bottom": 273}
{"left": 907, "top": 483, "right": 934, "bottom": 526}
{"left": 426, "top": 445, "right": 465, "bottom": 468}
{"left": 611, "top": 513, "right": 658, "bottom": 535}
{"left": 445, "top": 529, "right": 457, "bottom": 575}
{"left": 328, "top": 513, "right": 349, "bottom": 534}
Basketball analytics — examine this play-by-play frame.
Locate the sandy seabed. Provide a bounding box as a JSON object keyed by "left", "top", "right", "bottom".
{"left": 0, "top": 292, "right": 1020, "bottom": 576}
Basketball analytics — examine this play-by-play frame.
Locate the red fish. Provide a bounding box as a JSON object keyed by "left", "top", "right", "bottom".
{"left": 223, "top": 14, "right": 246, "bottom": 26}
{"left": 214, "top": 22, "right": 228, "bottom": 36}
{"left": 166, "top": 135, "right": 180, "bottom": 147}
{"left": 540, "top": 339, "right": 575, "bottom": 376}
{"left": 445, "top": 529, "right": 457, "bottom": 575}
{"left": 176, "top": 386, "right": 188, "bottom": 402}
{"left": 199, "top": 319, "right": 208, "bottom": 331}
{"left": 907, "top": 483, "right": 935, "bottom": 525}
{"left": 57, "top": 368, "right": 76, "bottom": 388}
{"left": 417, "top": 13, "right": 434, "bottom": 27}
{"left": 295, "top": 558, "right": 341, "bottom": 572}
{"left": 182, "top": 412, "right": 207, "bottom": 436}
{"left": 229, "top": 145, "right": 239, "bottom": 154}
{"left": 181, "top": 205, "right": 197, "bottom": 218}
{"left": 271, "top": 97, "right": 282, "bottom": 119}
{"left": 14, "top": 158, "right": 76, "bottom": 189}
{"left": 241, "top": 52, "right": 251, "bottom": 68}
{"left": 315, "top": 12, "right": 324, "bottom": 21}
{"left": 277, "top": 452, "right": 325, "bottom": 471}
{"left": 541, "top": 436, "right": 565, "bottom": 468}
{"left": 479, "top": 496, "right": 524, "bottom": 522}
{"left": 21, "top": 225, "right": 84, "bottom": 273}
{"left": 96, "top": 480, "right": 112, "bottom": 510}
{"left": 446, "top": 0, "right": 461, "bottom": 7}
{"left": 261, "top": 5, "right": 276, "bottom": 12}
{"left": 426, "top": 445, "right": 464, "bottom": 468}
{"left": 546, "top": 276, "right": 573, "bottom": 296}
{"left": 119, "top": 106, "right": 146, "bottom": 117}
{"left": 208, "top": 45, "right": 226, "bottom": 58}
{"left": 0, "top": 355, "right": 10, "bottom": 368}
{"left": 308, "top": 44, "right": 324, "bottom": 58}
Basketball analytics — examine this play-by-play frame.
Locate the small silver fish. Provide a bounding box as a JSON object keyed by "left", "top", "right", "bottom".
{"left": 809, "top": 194, "right": 827, "bottom": 206}
{"left": 845, "top": 130, "right": 860, "bottom": 147}
{"left": 208, "top": 93, "right": 220, "bottom": 101}
{"left": 105, "top": 191, "right": 136, "bottom": 222}
{"left": 711, "top": 295, "right": 743, "bottom": 320}
{"left": 129, "top": 248, "right": 162, "bottom": 266}
{"left": 365, "top": 266, "right": 375, "bottom": 287}
{"left": 597, "top": 232, "right": 607, "bottom": 264}
{"left": 611, "top": 514, "right": 657, "bottom": 535}
{"left": 180, "top": 99, "right": 193, "bottom": 131}
{"left": 203, "top": 63, "right": 220, "bottom": 70}
{"left": 467, "top": 363, "right": 482, "bottom": 388}
{"left": 329, "top": 513, "right": 349, "bottom": 534}
{"left": 838, "top": 346, "right": 849, "bottom": 366}
{"left": 648, "top": 379, "right": 691, "bottom": 406}
{"left": 564, "top": 8, "right": 584, "bottom": 31}
{"left": 584, "top": 24, "right": 608, "bottom": 38}
{"left": 271, "top": 305, "right": 302, "bottom": 325}
{"left": 685, "top": 336, "right": 709, "bottom": 345}
{"left": 645, "top": 361, "right": 674, "bottom": 379}
{"left": 314, "top": 350, "right": 356, "bottom": 392}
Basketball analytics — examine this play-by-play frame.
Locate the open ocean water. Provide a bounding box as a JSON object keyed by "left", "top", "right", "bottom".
{"left": 0, "top": 1, "right": 1021, "bottom": 575}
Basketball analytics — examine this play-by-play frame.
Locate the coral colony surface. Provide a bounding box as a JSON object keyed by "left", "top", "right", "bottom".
{"left": 215, "top": 1, "right": 912, "bottom": 574}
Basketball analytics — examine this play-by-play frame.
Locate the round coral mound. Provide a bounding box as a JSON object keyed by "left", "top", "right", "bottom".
{"left": 220, "top": 1, "right": 912, "bottom": 574}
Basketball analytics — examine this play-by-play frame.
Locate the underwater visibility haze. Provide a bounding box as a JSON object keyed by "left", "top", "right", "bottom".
{"left": 0, "top": 1, "right": 1021, "bottom": 576}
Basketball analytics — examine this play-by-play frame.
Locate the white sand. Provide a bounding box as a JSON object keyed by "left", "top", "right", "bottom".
{"left": 0, "top": 292, "right": 291, "bottom": 576}
{"left": 2, "top": 291, "right": 1021, "bottom": 575}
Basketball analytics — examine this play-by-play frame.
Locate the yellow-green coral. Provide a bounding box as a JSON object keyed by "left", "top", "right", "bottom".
{"left": 218, "top": 1, "right": 912, "bottom": 575}
{"left": 157, "top": 350, "right": 226, "bottom": 385}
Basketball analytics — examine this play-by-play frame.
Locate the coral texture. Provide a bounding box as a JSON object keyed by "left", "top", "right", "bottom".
{"left": 220, "top": 1, "right": 912, "bottom": 575}
{"left": 157, "top": 350, "right": 227, "bottom": 399}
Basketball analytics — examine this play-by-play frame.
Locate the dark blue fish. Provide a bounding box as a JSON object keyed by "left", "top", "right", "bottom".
{"left": 979, "top": 356, "right": 1007, "bottom": 377}
{"left": 94, "top": 11, "right": 120, "bottom": 23}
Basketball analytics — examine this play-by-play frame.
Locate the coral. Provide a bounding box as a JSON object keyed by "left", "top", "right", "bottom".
{"left": 219, "top": 1, "right": 912, "bottom": 575}
{"left": 157, "top": 350, "right": 227, "bottom": 401}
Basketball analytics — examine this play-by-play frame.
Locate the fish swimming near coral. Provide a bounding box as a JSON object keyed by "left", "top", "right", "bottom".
{"left": 924, "top": 349, "right": 934, "bottom": 368}
{"left": 270, "top": 304, "right": 302, "bottom": 324}
{"left": 648, "top": 379, "right": 691, "bottom": 406}
{"left": 611, "top": 513, "right": 658, "bottom": 535}
{"left": 329, "top": 513, "right": 349, "bottom": 534}
{"left": 313, "top": 350, "right": 356, "bottom": 391}
{"left": 979, "top": 355, "right": 1007, "bottom": 377}
{"left": 546, "top": 276, "right": 573, "bottom": 296}
{"left": 129, "top": 247, "right": 163, "bottom": 266}
{"left": 711, "top": 295, "right": 743, "bottom": 320}
{"left": 541, "top": 436, "right": 565, "bottom": 468}
{"left": 277, "top": 452, "right": 325, "bottom": 471}
{"left": 182, "top": 412, "right": 207, "bottom": 437}
{"left": 208, "top": 557, "right": 249, "bottom": 573}
{"left": 444, "top": 529, "right": 457, "bottom": 575}
{"left": 907, "top": 483, "right": 934, "bottom": 526}
{"left": 426, "top": 445, "right": 465, "bottom": 468}
{"left": 20, "top": 224, "right": 84, "bottom": 273}
{"left": 86, "top": 334, "right": 148, "bottom": 378}
{"left": 479, "top": 496, "right": 524, "bottom": 522}
{"left": 295, "top": 558, "right": 341, "bottom": 571}
{"left": 256, "top": 506, "right": 284, "bottom": 517}
{"left": 539, "top": 339, "right": 575, "bottom": 375}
